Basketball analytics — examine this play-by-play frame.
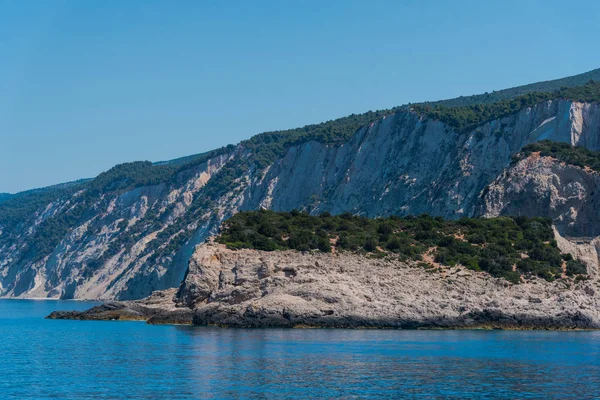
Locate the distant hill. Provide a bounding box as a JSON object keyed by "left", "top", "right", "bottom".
{"left": 0, "top": 193, "right": 11, "bottom": 204}
{"left": 428, "top": 68, "right": 600, "bottom": 107}
{"left": 412, "top": 80, "right": 600, "bottom": 133}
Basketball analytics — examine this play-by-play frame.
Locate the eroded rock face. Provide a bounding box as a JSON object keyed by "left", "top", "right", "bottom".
{"left": 5, "top": 100, "right": 600, "bottom": 300}
{"left": 245, "top": 101, "right": 600, "bottom": 219}
{"left": 479, "top": 154, "right": 600, "bottom": 238}
{"left": 555, "top": 228, "right": 600, "bottom": 277}
{"left": 0, "top": 155, "right": 232, "bottom": 300}
{"left": 166, "top": 242, "right": 600, "bottom": 329}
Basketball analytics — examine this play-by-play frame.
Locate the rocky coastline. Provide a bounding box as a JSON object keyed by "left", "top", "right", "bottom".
{"left": 47, "top": 241, "right": 600, "bottom": 330}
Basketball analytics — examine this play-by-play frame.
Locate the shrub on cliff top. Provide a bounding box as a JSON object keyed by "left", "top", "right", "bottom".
{"left": 412, "top": 80, "right": 600, "bottom": 134}
{"left": 218, "top": 210, "right": 587, "bottom": 284}
{"left": 515, "top": 140, "right": 600, "bottom": 172}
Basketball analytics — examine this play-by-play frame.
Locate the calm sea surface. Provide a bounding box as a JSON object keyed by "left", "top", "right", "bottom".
{"left": 1, "top": 299, "right": 600, "bottom": 399}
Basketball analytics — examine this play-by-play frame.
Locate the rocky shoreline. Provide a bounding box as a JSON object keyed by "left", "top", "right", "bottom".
{"left": 47, "top": 303, "right": 599, "bottom": 330}
{"left": 47, "top": 289, "right": 194, "bottom": 325}
{"left": 47, "top": 242, "right": 600, "bottom": 330}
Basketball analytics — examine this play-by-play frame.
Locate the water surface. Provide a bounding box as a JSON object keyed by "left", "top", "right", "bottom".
{"left": 1, "top": 299, "right": 599, "bottom": 399}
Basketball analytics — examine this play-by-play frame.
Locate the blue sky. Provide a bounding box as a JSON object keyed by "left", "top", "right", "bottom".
{"left": 1, "top": 0, "right": 600, "bottom": 193}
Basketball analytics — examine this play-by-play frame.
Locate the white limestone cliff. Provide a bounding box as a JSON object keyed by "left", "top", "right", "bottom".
{"left": 3, "top": 100, "right": 600, "bottom": 300}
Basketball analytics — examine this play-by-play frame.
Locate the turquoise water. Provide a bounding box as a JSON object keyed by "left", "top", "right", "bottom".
{"left": 1, "top": 300, "right": 600, "bottom": 399}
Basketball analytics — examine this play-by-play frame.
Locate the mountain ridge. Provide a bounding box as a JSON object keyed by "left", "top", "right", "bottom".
{"left": 5, "top": 68, "right": 600, "bottom": 196}
{"left": 429, "top": 67, "right": 600, "bottom": 107}
{"left": 2, "top": 71, "right": 600, "bottom": 300}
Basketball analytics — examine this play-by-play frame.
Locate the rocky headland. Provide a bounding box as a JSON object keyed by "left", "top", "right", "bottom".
{"left": 48, "top": 236, "right": 600, "bottom": 329}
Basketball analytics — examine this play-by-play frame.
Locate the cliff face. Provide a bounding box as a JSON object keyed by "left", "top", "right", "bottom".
{"left": 480, "top": 153, "right": 600, "bottom": 238}
{"left": 0, "top": 154, "right": 233, "bottom": 300}
{"left": 247, "top": 100, "right": 600, "bottom": 218}
{"left": 177, "top": 242, "right": 600, "bottom": 329}
{"left": 3, "top": 100, "right": 600, "bottom": 300}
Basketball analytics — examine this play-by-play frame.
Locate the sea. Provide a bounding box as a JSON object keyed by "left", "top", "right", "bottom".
{"left": 1, "top": 299, "right": 599, "bottom": 399}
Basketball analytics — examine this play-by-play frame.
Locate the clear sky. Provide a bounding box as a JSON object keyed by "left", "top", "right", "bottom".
{"left": 1, "top": 0, "right": 600, "bottom": 193}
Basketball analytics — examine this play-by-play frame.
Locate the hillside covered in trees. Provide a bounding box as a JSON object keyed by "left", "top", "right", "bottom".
{"left": 428, "top": 67, "right": 600, "bottom": 107}
{"left": 412, "top": 80, "right": 600, "bottom": 133}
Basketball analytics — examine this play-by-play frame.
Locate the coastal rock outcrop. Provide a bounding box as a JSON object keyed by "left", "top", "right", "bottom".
{"left": 47, "top": 288, "right": 194, "bottom": 324}
{"left": 50, "top": 240, "right": 600, "bottom": 329}
{"left": 184, "top": 243, "right": 600, "bottom": 329}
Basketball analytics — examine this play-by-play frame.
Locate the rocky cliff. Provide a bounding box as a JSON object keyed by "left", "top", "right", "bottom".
{"left": 49, "top": 240, "right": 600, "bottom": 329}
{"left": 481, "top": 152, "right": 600, "bottom": 238}
{"left": 3, "top": 88, "right": 600, "bottom": 300}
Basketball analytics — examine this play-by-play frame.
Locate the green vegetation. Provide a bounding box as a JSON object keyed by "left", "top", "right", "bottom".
{"left": 89, "top": 161, "right": 174, "bottom": 193}
{"left": 0, "top": 182, "right": 86, "bottom": 232}
{"left": 0, "top": 193, "right": 11, "bottom": 204}
{"left": 218, "top": 210, "right": 588, "bottom": 283}
{"left": 412, "top": 81, "right": 600, "bottom": 133}
{"left": 515, "top": 140, "right": 600, "bottom": 171}
{"left": 238, "top": 110, "right": 395, "bottom": 169}
{"left": 430, "top": 67, "right": 600, "bottom": 107}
